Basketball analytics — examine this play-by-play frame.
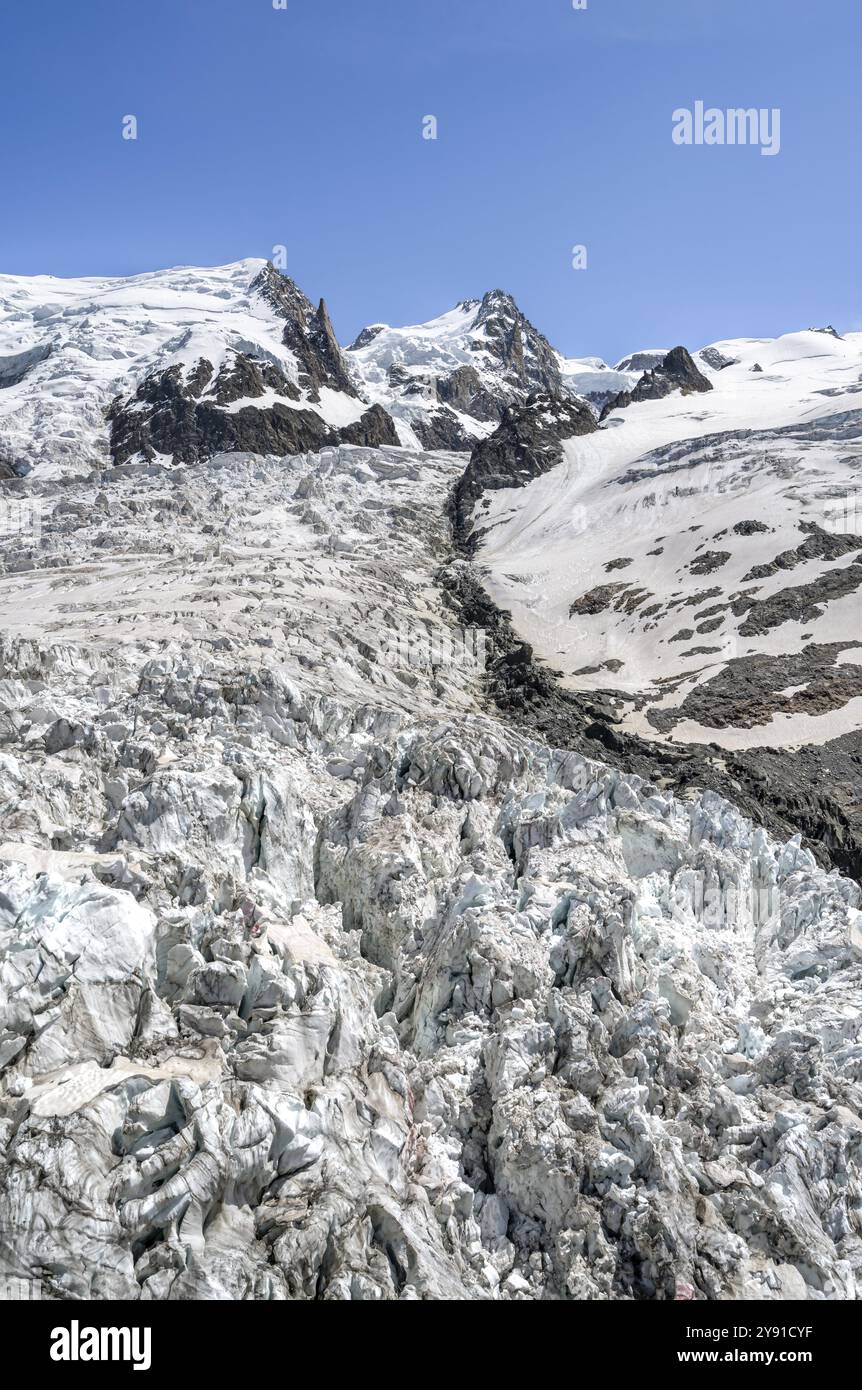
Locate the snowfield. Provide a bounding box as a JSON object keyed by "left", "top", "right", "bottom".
{"left": 475, "top": 329, "right": 862, "bottom": 749}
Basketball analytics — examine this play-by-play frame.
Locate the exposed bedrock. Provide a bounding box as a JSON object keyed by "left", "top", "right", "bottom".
{"left": 600, "top": 346, "right": 713, "bottom": 421}
{"left": 108, "top": 364, "right": 397, "bottom": 466}
{"left": 451, "top": 393, "right": 597, "bottom": 549}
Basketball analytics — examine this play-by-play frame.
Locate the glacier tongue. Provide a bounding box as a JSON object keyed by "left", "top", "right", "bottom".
{"left": 1, "top": 444, "right": 862, "bottom": 1302}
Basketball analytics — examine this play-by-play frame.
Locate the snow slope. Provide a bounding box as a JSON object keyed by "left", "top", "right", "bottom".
{"left": 346, "top": 301, "right": 497, "bottom": 449}
{"left": 474, "top": 329, "right": 862, "bottom": 750}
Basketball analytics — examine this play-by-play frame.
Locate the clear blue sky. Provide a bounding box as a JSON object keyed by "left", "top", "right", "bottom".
{"left": 1, "top": 0, "right": 858, "bottom": 363}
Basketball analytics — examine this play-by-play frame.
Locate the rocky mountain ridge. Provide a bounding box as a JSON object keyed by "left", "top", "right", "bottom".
{"left": 0, "top": 259, "right": 702, "bottom": 474}
{"left": 345, "top": 288, "right": 575, "bottom": 452}
{"left": 0, "top": 260, "right": 397, "bottom": 477}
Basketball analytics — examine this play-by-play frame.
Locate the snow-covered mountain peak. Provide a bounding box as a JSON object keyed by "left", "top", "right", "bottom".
{"left": 345, "top": 287, "right": 567, "bottom": 451}
{"left": 471, "top": 286, "right": 521, "bottom": 322}
{"left": 0, "top": 260, "right": 396, "bottom": 477}
{"left": 0, "top": 259, "right": 705, "bottom": 473}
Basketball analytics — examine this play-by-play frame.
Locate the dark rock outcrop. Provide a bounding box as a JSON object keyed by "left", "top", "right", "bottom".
{"left": 741, "top": 523, "right": 862, "bottom": 582}
{"left": 436, "top": 365, "right": 504, "bottom": 424}
{"left": 600, "top": 346, "right": 713, "bottom": 420}
{"left": 699, "top": 346, "right": 738, "bottom": 372}
{"left": 108, "top": 358, "right": 397, "bottom": 466}
{"left": 451, "top": 392, "right": 597, "bottom": 547}
{"left": 106, "top": 264, "right": 398, "bottom": 465}
{"left": 211, "top": 355, "right": 300, "bottom": 407}
{"left": 468, "top": 290, "right": 564, "bottom": 398}
{"left": 250, "top": 263, "right": 358, "bottom": 401}
{"left": 648, "top": 643, "right": 862, "bottom": 733}
{"left": 689, "top": 549, "right": 731, "bottom": 576}
{"left": 733, "top": 556, "right": 862, "bottom": 636}
{"left": 337, "top": 404, "right": 400, "bottom": 449}
{"left": 109, "top": 370, "right": 327, "bottom": 464}
{"left": 348, "top": 324, "right": 387, "bottom": 351}
{"left": 569, "top": 582, "right": 633, "bottom": 617}
{"left": 414, "top": 409, "right": 475, "bottom": 453}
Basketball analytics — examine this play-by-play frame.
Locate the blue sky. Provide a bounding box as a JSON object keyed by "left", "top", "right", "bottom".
{"left": 0, "top": 0, "right": 858, "bottom": 363}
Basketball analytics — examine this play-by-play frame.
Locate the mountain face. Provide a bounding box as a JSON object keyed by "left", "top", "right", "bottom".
{"left": 0, "top": 260, "right": 397, "bottom": 477}
{"left": 346, "top": 289, "right": 573, "bottom": 451}
{"left": 250, "top": 263, "right": 358, "bottom": 401}
{"left": 2, "top": 261, "right": 862, "bottom": 1305}
{"left": 0, "top": 262, "right": 678, "bottom": 471}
